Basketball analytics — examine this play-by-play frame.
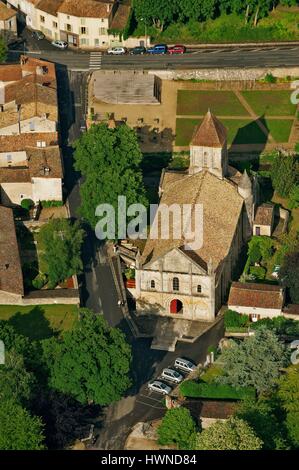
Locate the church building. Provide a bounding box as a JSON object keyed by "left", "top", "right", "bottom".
{"left": 134, "top": 111, "right": 258, "bottom": 322}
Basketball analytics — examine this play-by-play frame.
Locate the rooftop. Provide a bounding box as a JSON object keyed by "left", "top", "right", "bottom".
{"left": 58, "top": 0, "right": 115, "bottom": 18}
{"left": 0, "top": 205, "right": 24, "bottom": 296}
{"left": 191, "top": 110, "right": 227, "bottom": 148}
{"left": 254, "top": 203, "right": 274, "bottom": 226}
{"left": 228, "top": 282, "right": 284, "bottom": 310}
{"left": 0, "top": 2, "right": 16, "bottom": 21}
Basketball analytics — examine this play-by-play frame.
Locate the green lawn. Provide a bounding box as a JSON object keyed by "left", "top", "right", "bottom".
{"left": 241, "top": 90, "right": 297, "bottom": 117}
{"left": 266, "top": 119, "right": 293, "bottom": 142}
{"left": 177, "top": 90, "right": 249, "bottom": 116}
{"left": 0, "top": 304, "right": 78, "bottom": 340}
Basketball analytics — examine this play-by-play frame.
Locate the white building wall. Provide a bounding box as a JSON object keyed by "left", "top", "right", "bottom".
{"left": 7, "top": 0, "right": 38, "bottom": 29}
{"left": 0, "top": 182, "right": 33, "bottom": 205}
{"left": 57, "top": 13, "right": 110, "bottom": 48}
{"left": 0, "top": 151, "right": 27, "bottom": 167}
{"left": 229, "top": 304, "right": 282, "bottom": 319}
{"left": 32, "top": 177, "right": 62, "bottom": 202}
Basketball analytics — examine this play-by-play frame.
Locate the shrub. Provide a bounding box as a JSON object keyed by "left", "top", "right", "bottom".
{"left": 41, "top": 201, "right": 63, "bottom": 208}
{"left": 288, "top": 185, "right": 299, "bottom": 209}
{"left": 264, "top": 73, "right": 277, "bottom": 84}
{"left": 168, "top": 156, "right": 189, "bottom": 170}
{"left": 224, "top": 310, "right": 249, "bottom": 329}
{"left": 124, "top": 268, "right": 135, "bottom": 280}
{"left": 32, "top": 273, "right": 47, "bottom": 290}
{"left": 180, "top": 380, "right": 255, "bottom": 400}
{"left": 249, "top": 266, "right": 266, "bottom": 280}
{"left": 21, "top": 199, "right": 34, "bottom": 211}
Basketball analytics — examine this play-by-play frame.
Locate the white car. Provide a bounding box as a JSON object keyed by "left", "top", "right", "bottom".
{"left": 161, "top": 368, "right": 183, "bottom": 384}
{"left": 148, "top": 380, "right": 172, "bottom": 395}
{"left": 174, "top": 358, "right": 197, "bottom": 373}
{"left": 107, "top": 47, "right": 127, "bottom": 55}
{"left": 51, "top": 40, "right": 68, "bottom": 49}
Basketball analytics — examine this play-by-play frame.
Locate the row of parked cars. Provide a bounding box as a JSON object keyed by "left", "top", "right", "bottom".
{"left": 148, "top": 357, "right": 196, "bottom": 395}
{"left": 107, "top": 44, "right": 186, "bottom": 55}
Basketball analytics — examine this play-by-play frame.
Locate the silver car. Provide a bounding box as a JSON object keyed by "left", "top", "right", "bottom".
{"left": 107, "top": 46, "right": 127, "bottom": 55}
{"left": 174, "top": 358, "right": 197, "bottom": 373}
{"left": 161, "top": 368, "right": 183, "bottom": 384}
{"left": 148, "top": 380, "right": 172, "bottom": 395}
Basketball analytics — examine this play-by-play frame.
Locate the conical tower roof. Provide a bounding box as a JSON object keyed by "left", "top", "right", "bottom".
{"left": 191, "top": 110, "right": 227, "bottom": 148}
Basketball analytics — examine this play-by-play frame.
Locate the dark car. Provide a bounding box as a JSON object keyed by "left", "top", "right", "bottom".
{"left": 168, "top": 44, "right": 186, "bottom": 54}
{"left": 32, "top": 30, "right": 45, "bottom": 40}
{"left": 147, "top": 44, "right": 168, "bottom": 54}
{"left": 130, "top": 46, "right": 146, "bottom": 55}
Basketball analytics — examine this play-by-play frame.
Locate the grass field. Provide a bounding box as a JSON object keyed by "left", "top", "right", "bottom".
{"left": 177, "top": 90, "right": 249, "bottom": 116}
{"left": 241, "top": 91, "right": 297, "bottom": 117}
{"left": 266, "top": 120, "right": 294, "bottom": 142}
{"left": 0, "top": 304, "right": 78, "bottom": 340}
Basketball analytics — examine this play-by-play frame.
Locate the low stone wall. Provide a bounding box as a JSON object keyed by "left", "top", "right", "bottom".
{"left": 0, "top": 289, "right": 80, "bottom": 306}
{"left": 150, "top": 67, "right": 299, "bottom": 82}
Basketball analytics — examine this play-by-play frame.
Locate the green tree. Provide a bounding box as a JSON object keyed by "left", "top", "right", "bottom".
{"left": 43, "top": 309, "right": 132, "bottom": 405}
{"left": 74, "top": 123, "right": 147, "bottom": 229}
{"left": 133, "top": 0, "right": 177, "bottom": 31}
{"left": 0, "top": 398, "right": 45, "bottom": 450}
{"left": 0, "top": 350, "right": 35, "bottom": 405}
{"left": 195, "top": 417, "right": 263, "bottom": 450}
{"left": 217, "top": 328, "right": 287, "bottom": 394}
{"left": 277, "top": 364, "right": 299, "bottom": 448}
{"left": 157, "top": 407, "right": 197, "bottom": 449}
{"left": 289, "top": 185, "right": 299, "bottom": 209}
{"left": 271, "top": 153, "right": 298, "bottom": 198}
{"left": 38, "top": 218, "right": 84, "bottom": 288}
{"left": 0, "top": 37, "right": 7, "bottom": 63}
{"left": 280, "top": 251, "right": 299, "bottom": 303}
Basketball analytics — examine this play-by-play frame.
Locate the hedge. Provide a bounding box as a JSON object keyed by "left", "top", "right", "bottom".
{"left": 180, "top": 380, "right": 255, "bottom": 400}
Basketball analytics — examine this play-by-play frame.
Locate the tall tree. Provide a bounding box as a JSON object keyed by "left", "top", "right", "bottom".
{"left": 38, "top": 218, "right": 84, "bottom": 288}
{"left": 0, "top": 398, "right": 45, "bottom": 450}
{"left": 271, "top": 153, "right": 299, "bottom": 198}
{"left": 195, "top": 417, "right": 263, "bottom": 450}
{"left": 74, "top": 123, "right": 147, "bottom": 229}
{"left": 280, "top": 251, "right": 299, "bottom": 303}
{"left": 217, "top": 328, "right": 287, "bottom": 394}
{"left": 0, "top": 350, "right": 35, "bottom": 406}
{"left": 277, "top": 364, "right": 299, "bottom": 447}
{"left": 133, "top": 0, "right": 177, "bottom": 31}
{"left": 157, "top": 407, "right": 197, "bottom": 449}
{"left": 42, "top": 309, "right": 132, "bottom": 405}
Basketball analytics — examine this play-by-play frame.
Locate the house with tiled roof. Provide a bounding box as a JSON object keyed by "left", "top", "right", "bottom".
{"left": 6, "top": 0, "right": 41, "bottom": 30}
{"left": 0, "top": 56, "right": 63, "bottom": 206}
{"left": 228, "top": 282, "right": 285, "bottom": 320}
{"left": 0, "top": 1, "right": 17, "bottom": 34}
{"left": 253, "top": 202, "right": 275, "bottom": 236}
{"left": 0, "top": 205, "right": 24, "bottom": 303}
{"left": 134, "top": 111, "right": 260, "bottom": 322}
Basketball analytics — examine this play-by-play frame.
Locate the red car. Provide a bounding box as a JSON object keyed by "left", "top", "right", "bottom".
{"left": 168, "top": 45, "right": 186, "bottom": 54}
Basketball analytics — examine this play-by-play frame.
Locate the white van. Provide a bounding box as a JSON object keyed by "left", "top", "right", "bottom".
{"left": 161, "top": 368, "right": 183, "bottom": 384}
{"left": 174, "top": 358, "right": 196, "bottom": 373}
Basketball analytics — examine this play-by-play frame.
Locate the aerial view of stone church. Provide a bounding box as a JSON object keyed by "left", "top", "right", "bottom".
{"left": 135, "top": 111, "right": 260, "bottom": 322}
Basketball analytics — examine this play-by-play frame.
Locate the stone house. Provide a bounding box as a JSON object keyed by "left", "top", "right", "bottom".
{"left": 6, "top": 0, "right": 40, "bottom": 30}
{"left": 0, "top": 56, "right": 63, "bottom": 206}
{"left": 253, "top": 202, "right": 274, "bottom": 236}
{"left": 0, "top": 1, "right": 17, "bottom": 34}
{"left": 228, "top": 281, "right": 285, "bottom": 320}
{"left": 134, "top": 111, "right": 259, "bottom": 322}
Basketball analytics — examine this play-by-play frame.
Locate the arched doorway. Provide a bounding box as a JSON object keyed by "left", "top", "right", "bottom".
{"left": 170, "top": 299, "right": 183, "bottom": 314}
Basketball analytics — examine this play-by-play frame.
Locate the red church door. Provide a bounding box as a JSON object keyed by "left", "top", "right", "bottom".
{"left": 170, "top": 299, "right": 183, "bottom": 314}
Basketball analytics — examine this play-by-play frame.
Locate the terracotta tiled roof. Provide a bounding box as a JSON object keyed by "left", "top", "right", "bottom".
{"left": 0, "top": 146, "right": 63, "bottom": 183}
{"left": 0, "top": 133, "right": 59, "bottom": 151}
{"left": 191, "top": 110, "right": 227, "bottom": 148}
{"left": 0, "top": 64, "right": 22, "bottom": 82}
{"left": 58, "top": 0, "right": 115, "bottom": 18}
{"left": 254, "top": 203, "right": 274, "bottom": 226}
{"left": 141, "top": 170, "right": 244, "bottom": 271}
{"left": 228, "top": 282, "right": 284, "bottom": 310}
{"left": 200, "top": 400, "right": 237, "bottom": 419}
{"left": 36, "top": 0, "right": 64, "bottom": 16}
{"left": 0, "top": 205, "right": 24, "bottom": 296}
{"left": 0, "top": 2, "right": 16, "bottom": 21}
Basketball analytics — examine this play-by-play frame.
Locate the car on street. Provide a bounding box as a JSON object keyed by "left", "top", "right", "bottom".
{"left": 174, "top": 358, "right": 197, "bottom": 373}
{"left": 147, "top": 44, "right": 168, "bottom": 54}
{"left": 51, "top": 40, "right": 68, "bottom": 49}
{"left": 148, "top": 380, "right": 172, "bottom": 395}
{"left": 168, "top": 45, "right": 186, "bottom": 54}
{"left": 107, "top": 46, "right": 127, "bottom": 55}
{"left": 130, "top": 46, "right": 146, "bottom": 55}
{"left": 161, "top": 368, "right": 184, "bottom": 384}
{"left": 32, "top": 30, "right": 45, "bottom": 40}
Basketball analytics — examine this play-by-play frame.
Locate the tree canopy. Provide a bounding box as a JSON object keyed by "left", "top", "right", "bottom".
{"left": 157, "top": 407, "right": 197, "bottom": 449}
{"left": 217, "top": 328, "right": 287, "bottom": 394}
{"left": 74, "top": 123, "right": 147, "bottom": 230}
{"left": 0, "top": 398, "right": 45, "bottom": 450}
{"left": 277, "top": 364, "right": 299, "bottom": 448}
{"left": 195, "top": 417, "right": 263, "bottom": 450}
{"left": 280, "top": 251, "right": 299, "bottom": 303}
{"left": 0, "top": 350, "right": 35, "bottom": 406}
{"left": 38, "top": 218, "right": 84, "bottom": 288}
{"left": 42, "top": 309, "right": 132, "bottom": 405}
{"left": 271, "top": 153, "right": 299, "bottom": 198}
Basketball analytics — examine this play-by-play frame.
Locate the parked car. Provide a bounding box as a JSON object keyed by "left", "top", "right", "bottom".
{"left": 32, "top": 30, "right": 45, "bottom": 40}
{"left": 161, "top": 368, "right": 183, "bottom": 384}
{"left": 174, "top": 358, "right": 197, "bottom": 373}
{"left": 51, "top": 40, "right": 68, "bottom": 49}
{"left": 168, "top": 45, "right": 186, "bottom": 54}
{"left": 147, "top": 44, "right": 168, "bottom": 54}
{"left": 130, "top": 46, "right": 146, "bottom": 55}
{"left": 107, "top": 47, "right": 127, "bottom": 55}
{"left": 148, "top": 380, "right": 172, "bottom": 395}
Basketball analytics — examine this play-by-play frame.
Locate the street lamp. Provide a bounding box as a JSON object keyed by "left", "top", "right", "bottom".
{"left": 140, "top": 17, "right": 147, "bottom": 48}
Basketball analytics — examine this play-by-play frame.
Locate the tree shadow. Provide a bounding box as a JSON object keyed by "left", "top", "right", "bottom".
{"left": 230, "top": 115, "right": 270, "bottom": 148}
{"left": 8, "top": 306, "right": 54, "bottom": 340}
